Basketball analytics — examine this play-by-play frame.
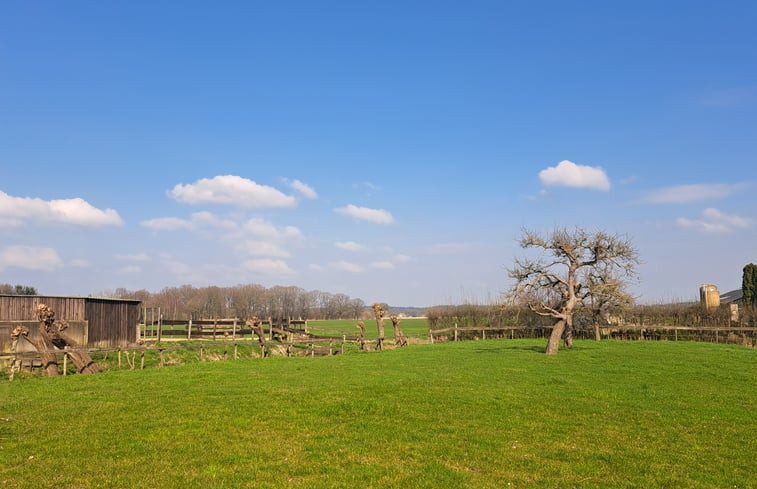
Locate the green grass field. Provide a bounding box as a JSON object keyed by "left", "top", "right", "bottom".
{"left": 307, "top": 317, "right": 429, "bottom": 339}
{"left": 1, "top": 340, "right": 755, "bottom": 488}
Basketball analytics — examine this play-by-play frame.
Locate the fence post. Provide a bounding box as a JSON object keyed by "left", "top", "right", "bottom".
{"left": 342, "top": 335, "right": 346, "bottom": 355}
{"left": 188, "top": 319, "right": 192, "bottom": 340}
{"left": 429, "top": 330, "right": 434, "bottom": 344}
{"left": 482, "top": 328, "right": 486, "bottom": 340}
{"left": 63, "top": 348, "right": 68, "bottom": 375}
{"left": 213, "top": 320, "right": 217, "bottom": 341}
{"left": 233, "top": 318, "right": 237, "bottom": 340}
{"left": 454, "top": 323, "right": 458, "bottom": 342}
{"left": 140, "top": 349, "right": 145, "bottom": 370}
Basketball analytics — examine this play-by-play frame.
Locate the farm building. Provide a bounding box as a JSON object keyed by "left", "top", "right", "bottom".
{"left": 0, "top": 295, "right": 141, "bottom": 354}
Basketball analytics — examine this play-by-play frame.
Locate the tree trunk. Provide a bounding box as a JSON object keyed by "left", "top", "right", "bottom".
{"left": 390, "top": 316, "right": 407, "bottom": 347}
{"left": 593, "top": 323, "right": 601, "bottom": 341}
{"left": 546, "top": 319, "right": 565, "bottom": 355}
{"left": 562, "top": 325, "right": 574, "bottom": 348}
{"left": 375, "top": 317, "right": 385, "bottom": 351}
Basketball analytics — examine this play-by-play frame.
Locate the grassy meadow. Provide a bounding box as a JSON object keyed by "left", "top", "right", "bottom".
{"left": 1, "top": 339, "right": 755, "bottom": 488}
{"left": 307, "top": 317, "right": 429, "bottom": 339}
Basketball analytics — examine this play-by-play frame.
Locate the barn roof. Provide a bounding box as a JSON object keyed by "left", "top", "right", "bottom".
{"left": 0, "top": 294, "right": 141, "bottom": 304}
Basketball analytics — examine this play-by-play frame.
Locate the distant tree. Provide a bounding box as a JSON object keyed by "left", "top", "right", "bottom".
{"left": 585, "top": 265, "right": 635, "bottom": 341}
{"left": 0, "top": 284, "right": 38, "bottom": 295}
{"left": 508, "top": 227, "right": 639, "bottom": 354}
{"left": 743, "top": 263, "right": 757, "bottom": 307}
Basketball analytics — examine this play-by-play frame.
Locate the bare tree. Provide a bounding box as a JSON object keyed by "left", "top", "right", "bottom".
{"left": 585, "top": 265, "right": 635, "bottom": 341}
{"left": 371, "top": 303, "right": 386, "bottom": 351}
{"left": 355, "top": 321, "right": 367, "bottom": 350}
{"left": 508, "top": 228, "right": 639, "bottom": 354}
{"left": 390, "top": 315, "right": 408, "bottom": 347}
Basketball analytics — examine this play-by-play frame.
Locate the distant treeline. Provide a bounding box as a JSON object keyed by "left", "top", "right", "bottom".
{"left": 97, "top": 284, "right": 424, "bottom": 321}
{"left": 0, "top": 284, "right": 39, "bottom": 295}
{"left": 427, "top": 302, "right": 756, "bottom": 331}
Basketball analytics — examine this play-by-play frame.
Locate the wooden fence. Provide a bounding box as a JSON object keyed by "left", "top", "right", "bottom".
{"left": 429, "top": 324, "right": 757, "bottom": 346}
{"left": 5, "top": 322, "right": 755, "bottom": 378}
{"left": 2, "top": 331, "right": 361, "bottom": 377}
{"left": 140, "top": 317, "right": 309, "bottom": 342}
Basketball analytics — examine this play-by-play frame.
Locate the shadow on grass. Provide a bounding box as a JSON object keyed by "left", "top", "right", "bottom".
{"left": 472, "top": 343, "right": 599, "bottom": 354}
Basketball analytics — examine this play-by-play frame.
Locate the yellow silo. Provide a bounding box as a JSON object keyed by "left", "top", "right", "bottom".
{"left": 699, "top": 284, "right": 720, "bottom": 310}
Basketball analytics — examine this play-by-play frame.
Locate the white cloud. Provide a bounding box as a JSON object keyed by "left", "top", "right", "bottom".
{"left": 243, "top": 258, "right": 294, "bottom": 275}
{"left": 335, "top": 204, "right": 394, "bottom": 224}
{"left": 0, "top": 245, "right": 63, "bottom": 271}
{"left": 676, "top": 208, "right": 753, "bottom": 233}
{"left": 335, "top": 241, "right": 367, "bottom": 251}
{"left": 169, "top": 175, "right": 297, "bottom": 208}
{"left": 0, "top": 191, "right": 123, "bottom": 227}
{"left": 289, "top": 179, "right": 318, "bottom": 199}
{"left": 141, "top": 217, "right": 195, "bottom": 231}
{"left": 331, "top": 260, "right": 366, "bottom": 273}
{"left": 240, "top": 241, "right": 290, "bottom": 258}
{"left": 392, "top": 254, "right": 411, "bottom": 263}
{"left": 141, "top": 212, "right": 302, "bottom": 258}
{"left": 641, "top": 183, "right": 744, "bottom": 204}
{"left": 371, "top": 261, "right": 395, "bottom": 270}
{"left": 308, "top": 264, "right": 324, "bottom": 272}
{"left": 538, "top": 160, "right": 611, "bottom": 191}
{"left": 243, "top": 218, "right": 302, "bottom": 241}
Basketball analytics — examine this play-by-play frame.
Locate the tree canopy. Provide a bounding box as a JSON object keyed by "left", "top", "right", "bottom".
{"left": 508, "top": 227, "right": 639, "bottom": 354}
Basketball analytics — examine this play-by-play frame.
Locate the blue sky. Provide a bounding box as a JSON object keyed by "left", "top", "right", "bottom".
{"left": 1, "top": 1, "right": 755, "bottom": 306}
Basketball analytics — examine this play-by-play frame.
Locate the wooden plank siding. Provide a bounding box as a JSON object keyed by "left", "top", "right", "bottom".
{"left": 0, "top": 295, "right": 86, "bottom": 322}
{"left": 0, "top": 295, "right": 141, "bottom": 348}
{"left": 85, "top": 298, "right": 141, "bottom": 347}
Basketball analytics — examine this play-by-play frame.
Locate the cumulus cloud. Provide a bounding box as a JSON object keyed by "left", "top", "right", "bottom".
{"left": 169, "top": 175, "right": 297, "bottom": 208}
{"left": 243, "top": 258, "right": 294, "bottom": 275}
{"left": 0, "top": 245, "right": 63, "bottom": 271}
{"left": 288, "top": 179, "right": 318, "bottom": 199}
{"left": 335, "top": 241, "right": 367, "bottom": 251}
{"left": 641, "top": 183, "right": 745, "bottom": 204}
{"left": 141, "top": 217, "right": 196, "bottom": 231}
{"left": 0, "top": 191, "right": 123, "bottom": 227}
{"left": 371, "top": 261, "right": 395, "bottom": 270}
{"left": 243, "top": 218, "right": 302, "bottom": 241}
{"left": 335, "top": 204, "right": 394, "bottom": 224}
{"left": 142, "top": 212, "right": 302, "bottom": 259}
{"left": 676, "top": 208, "right": 753, "bottom": 233}
{"left": 538, "top": 160, "right": 611, "bottom": 191}
{"left": 331, "top": 260, "right": 366, "bottom": 273}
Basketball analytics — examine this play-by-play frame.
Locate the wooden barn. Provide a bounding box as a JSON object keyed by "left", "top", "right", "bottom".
{"left": 0, "top": 295, "right": 141, "bottom": 353}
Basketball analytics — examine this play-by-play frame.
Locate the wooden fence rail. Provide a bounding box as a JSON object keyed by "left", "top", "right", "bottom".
{"left": 428, "top": 324, "right": 757, "bottom": 344}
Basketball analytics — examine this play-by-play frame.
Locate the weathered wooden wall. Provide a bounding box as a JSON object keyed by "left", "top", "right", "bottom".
{"left": 0, "top": 295, "right": 86, "bottom": 322}
{"left": 0, "top": 320, "right": 88, "bottom": 354}
{"left": 86, "top": 299, "right": 140, "bottom": 347}
{"left": 0, "top": 295, "right": 140, "bottom": 348}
